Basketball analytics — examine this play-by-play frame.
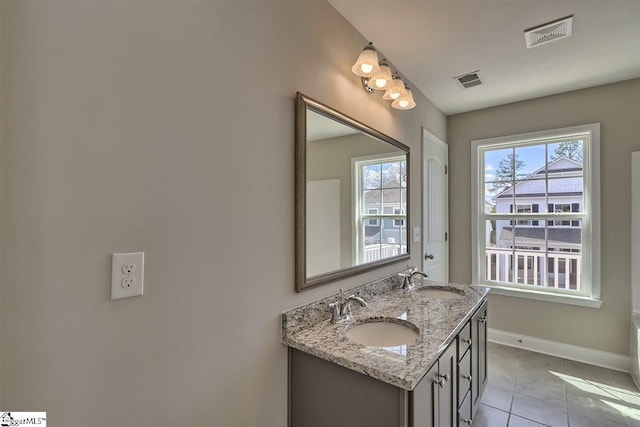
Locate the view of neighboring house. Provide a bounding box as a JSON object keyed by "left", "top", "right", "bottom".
{"left": 487, "top": 157, "right": 583, "bottom": 289}
{"left": 359, "top": 157, "right": 407, "bottom": 263}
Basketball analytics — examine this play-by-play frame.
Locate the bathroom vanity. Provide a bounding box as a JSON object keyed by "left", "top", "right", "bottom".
{"left": 282, "top": 275, "right": 489, "bottom": 427}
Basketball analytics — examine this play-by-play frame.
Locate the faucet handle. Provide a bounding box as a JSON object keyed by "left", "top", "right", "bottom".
{"left": 328, "top": 301, "right": 341, "bottom": 323}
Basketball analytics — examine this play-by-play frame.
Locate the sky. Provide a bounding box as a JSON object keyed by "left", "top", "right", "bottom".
{"left": 484, "top": 141, "right": 584, "bottom": 198}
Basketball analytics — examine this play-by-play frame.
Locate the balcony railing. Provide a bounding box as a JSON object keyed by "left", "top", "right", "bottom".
{"left": 486, "top": 248, "right": 582, "bottom": 290}
{"left": 364, "top": 243, "right": 407, "bottom": 263}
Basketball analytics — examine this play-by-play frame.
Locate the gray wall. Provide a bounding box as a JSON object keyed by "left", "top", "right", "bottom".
{"left": 448, "top": 79, "right": 640, "bottom": 356}
{"left": 0, "top": 1, "right": 446, "bottom": 426}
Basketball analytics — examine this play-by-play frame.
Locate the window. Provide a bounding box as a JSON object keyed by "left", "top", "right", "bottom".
{"left": 393, "top": 208, "right": 405, "bottom": 226}
{"left": 354, "top": 154, "right": 407, "bottom": 264}
{"left": 471, "top": 124, "right": 600, "bottom": 307}
{"left": 512, "top": 204, "right": 532, "bottom": 226}
{"left": 366, "top": 208, "right": 379, "bottom": 226}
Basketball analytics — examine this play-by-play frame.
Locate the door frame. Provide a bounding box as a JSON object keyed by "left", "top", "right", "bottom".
{"left": 422, "top": 127, "right": 449, "bottom": 281}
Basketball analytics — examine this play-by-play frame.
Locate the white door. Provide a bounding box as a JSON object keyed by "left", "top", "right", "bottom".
{"left": 423, "top": 129, "right": 449, "bottom": 281}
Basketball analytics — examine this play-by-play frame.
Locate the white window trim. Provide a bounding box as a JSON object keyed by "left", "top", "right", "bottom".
{"left": 471, "top": 123, "right": 601, "bottom": 308}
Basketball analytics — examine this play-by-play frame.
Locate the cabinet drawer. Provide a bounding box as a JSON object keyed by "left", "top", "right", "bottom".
{"left": 458, "top": 348, "right": 472, "bottom": 404}
{"left": 457, "top": 322, "right": 472, "bottom": 360}
{"left": 458, "top": 389, "right": 473, "bottom": 427}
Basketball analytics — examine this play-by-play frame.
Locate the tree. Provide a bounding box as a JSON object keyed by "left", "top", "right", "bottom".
{"left": 489, "top": 153, "right": 526, "bottom": 193}
{"left": 550, "top": 141, "right": 583, "bottom": 162}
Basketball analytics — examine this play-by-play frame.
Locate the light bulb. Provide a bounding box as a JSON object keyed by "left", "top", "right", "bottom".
{"left": 360, "top": 63, "right": 374, "bottom": 74}
{"left": 366, "top": 59, "right": 392, "bottom": 91}
{"left": 374, "top": 78, "right": 387, "bottom": 88}
{"left": 391, "top": 86, "right": 416, "bottom": 110}
{"left": 351, "top": 42, "right": 380, "bottom": 78}
{"left": 383, "top": 76, "right": 404, "bottom": 100}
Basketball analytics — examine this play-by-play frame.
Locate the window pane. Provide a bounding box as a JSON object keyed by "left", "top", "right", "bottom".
{"left": 382, "top": 161, "right": 401, "bottom": 188}
{"left": 400, "top": 188, "right": 407, "bottom": 211}
{"left": 363, "top": 190, "right": 381, "bottom": 212}
{"left": 491, "top": 184, "right": 513, "bottom": 212}
{"left": 383, "top": 217, "right": 407, "bottom": 255}
{"left": 484, "top": 219, "right": 511, "bottom": 283}
{"left": 513, "top": 178, "right": 546, "bottom": 200}
{"left": 547, "top": 220, "right": 582, "bottom": 290}
{"left": 400, "top": 161, "right": 407, "bottom": 188}
{"left": 515, "top": 144, "right": 545, "bottom": 180}
{"left": 548, "top": 176, "right": 583, "bottom": 207}
{"left": 362, "top": 221, "right": 382, "bottom": 263}
{"left": 382, "top": 189, "right": 401, "bottom": 210}
{"left": 515, "top": 246, "right": 546, "bottom": 287}
{"left": 363, "top": 164, "right": 381, "bottom": 189}
{"left": 484, "top": 148, "right": 514, "bottom": 186}
{"left": 548, "top": 140, "right": 584, "bottom": 166}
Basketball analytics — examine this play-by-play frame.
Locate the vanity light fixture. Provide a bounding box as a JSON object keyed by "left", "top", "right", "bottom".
{"left": 391, "top": 85, "right": 416, "bottom": 110}
{"left": 383, "top": 73, "right": 405, "bottom": 100}
{"left": 367, "top": 58, "right": 392, "bottom": 91}
{"left": 352, "top": 42, "right": 416, "bottom": 110}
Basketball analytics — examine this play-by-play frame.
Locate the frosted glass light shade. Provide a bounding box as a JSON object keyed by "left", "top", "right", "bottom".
{"left": 383, "top": 77, "right": 404, "bottom": 100}
{"left": 391, "top": 88, "right": 416, "bottom": 110}
{"left": 367, "top": 61, "right": 393, "bottom": 90}
{"left": 351, "top": 43, "right": 380, "bottom": 78}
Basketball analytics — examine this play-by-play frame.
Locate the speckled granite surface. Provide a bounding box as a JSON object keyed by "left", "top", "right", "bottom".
{"left": 282, "top": 274, "right": 489, "bottom": 391}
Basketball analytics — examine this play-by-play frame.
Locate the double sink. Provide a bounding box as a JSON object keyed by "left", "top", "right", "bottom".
{"left": 282, "top": 277, "right": 489, "bottom": 390}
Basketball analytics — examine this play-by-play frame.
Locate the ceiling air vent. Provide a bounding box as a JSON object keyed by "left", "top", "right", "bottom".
{"left": 525, "top": 15, "right": 574, "bottom": 49}
{"left": 454, "top": 71, "right": 482, "bottom": 89}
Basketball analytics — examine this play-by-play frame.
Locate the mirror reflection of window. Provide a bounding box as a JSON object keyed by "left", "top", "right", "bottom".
{"left": 355, "top": 155, "right": 407, "bottom": 264}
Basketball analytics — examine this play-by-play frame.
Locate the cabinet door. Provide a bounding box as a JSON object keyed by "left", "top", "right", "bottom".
{"left": 411, "top": 362, "right": 438, "bottom": 427}
{"left": 471, "top": 300, "right": 488, "bottom": 411}
{"left": 477, "top": 302, "right": 488, "bottom": 399}
{"left": 438, "top": 340, "right": 458, "bottom": 427}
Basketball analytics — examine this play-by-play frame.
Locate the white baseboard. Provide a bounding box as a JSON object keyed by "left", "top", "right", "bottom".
{"left": 488, "top": 328, "right": 631, "bottom": 373}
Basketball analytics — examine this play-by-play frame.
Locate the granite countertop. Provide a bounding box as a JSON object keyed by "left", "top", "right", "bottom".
{"left": 282, "top": 275, "right": 489, "bottom": 391}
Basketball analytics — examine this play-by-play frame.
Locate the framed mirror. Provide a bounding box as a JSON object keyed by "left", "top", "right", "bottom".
{"left": 296, "top": 92, "right": 410, "bottom": 292}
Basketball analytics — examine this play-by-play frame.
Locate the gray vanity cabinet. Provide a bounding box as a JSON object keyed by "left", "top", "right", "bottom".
{"left": 288, "top": 299, "right": 488, "bottom": 427}
{"left": 411, "top": 340, "right": 457, "bottom": 427}
{"left": 289, "top": 349, "right": 409, "bottom": 427}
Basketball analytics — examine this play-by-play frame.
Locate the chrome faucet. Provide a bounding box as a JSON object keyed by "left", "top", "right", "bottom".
{"left": 329, "top": 288, "right": 368, "bottom": 323}
{"left": 399, "top": 267, "right": 428, "bottom": 289}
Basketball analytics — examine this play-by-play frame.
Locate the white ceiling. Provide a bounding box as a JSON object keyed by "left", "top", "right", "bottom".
{"left": 329, "top": 0, "right": 640, "bottom": 115}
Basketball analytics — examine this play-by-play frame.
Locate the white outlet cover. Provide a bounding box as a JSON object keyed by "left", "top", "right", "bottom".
{"left": 111, "top": 252, "right": 144, "bottom": 300}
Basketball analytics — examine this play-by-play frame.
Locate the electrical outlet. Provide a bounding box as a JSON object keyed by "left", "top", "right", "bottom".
{"left": 122, "top": 263, "right": 136, "bottom": 275}
{"left": 121, "top": 276, "right": 136, "bottom": 288}
{"left": 111, "top": 252, "right": 144, "bottom": 300}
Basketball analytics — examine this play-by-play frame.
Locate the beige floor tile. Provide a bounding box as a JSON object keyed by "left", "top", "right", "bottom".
{"left": 508, "top": 415, "right": 548, "bottom": 427}
{"left": 481, "top": 383, "right": 514, "bottom": 411}
{"left": 487, "top": 343, "right": 639, "bottom": 427}
{"left": 567, "top": 409, "right": 628, "bottom": 427}
{"left": 471, "top": 403, "right": 509, "bottom": 427}
{"left": 515, "top": 376, "right": 566, "bottom": 405}
{"left": 511, "top": 393, "right": 568, "bottom": 427}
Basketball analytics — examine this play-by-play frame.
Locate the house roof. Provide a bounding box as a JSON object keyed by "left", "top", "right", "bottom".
{"left": 364, "top": 185, "right": 406, "bottom": 205}
{"left": 498, "top": 227, "right": 581, "bottom": 248}
{"left": 494, "top": 157, "right": 583, "bottom": 200}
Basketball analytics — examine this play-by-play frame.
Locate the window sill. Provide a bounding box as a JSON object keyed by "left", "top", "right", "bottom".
{"left": 476, "top": 284, "right": 602, "bottom": 308}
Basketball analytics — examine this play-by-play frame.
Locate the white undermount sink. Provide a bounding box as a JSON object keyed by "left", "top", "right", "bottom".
{"left": 416, "top": 286, "right": 464, "bottom": 299}
{"left": 345, "top": 318, "right": 419, "bottom": 347}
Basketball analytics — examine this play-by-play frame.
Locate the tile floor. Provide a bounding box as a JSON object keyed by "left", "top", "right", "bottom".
{"left": 474, "top": 342, "right": 640, "bottom": 427}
